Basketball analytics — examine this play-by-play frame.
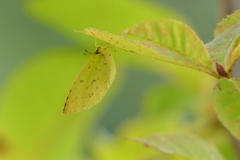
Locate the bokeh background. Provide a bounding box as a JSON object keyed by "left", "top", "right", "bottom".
{"left": 1, "top": 0, "right": 240, "bottom": 159}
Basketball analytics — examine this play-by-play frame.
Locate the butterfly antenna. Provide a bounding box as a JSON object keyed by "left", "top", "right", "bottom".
{"left": 84, "top": 49, "right": 95, "bottom": 55}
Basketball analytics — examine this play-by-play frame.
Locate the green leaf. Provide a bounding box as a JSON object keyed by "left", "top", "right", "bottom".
{"left": 123, "top": 19, "right": 215, "bottom": 74}
{"left": 214, "top": 78, "right": 240, "bottom": 140}
{"left": 214, "top": 10, "right": 240, "bottom": 37}
{"left": 80, "top": 28, "right": 220, "bottom": 78}
{"left": 131, "top": 134, "right": 225, "bottom": 160}
{"left": 206, "top": 23, "right": 240, "bottom": 77}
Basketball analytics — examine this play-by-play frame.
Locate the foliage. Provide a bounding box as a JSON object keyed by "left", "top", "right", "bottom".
{"left": 0, "top": 0, "right": 185, "bottom": 159}
{"left": 1, "top": 0, "right": 240, "bottom": 159}
{"left": 131, "top": 134, "right": 224, "bottom": 160}
{"left": 79, "top": 10, "right": 240, "bottom": 160}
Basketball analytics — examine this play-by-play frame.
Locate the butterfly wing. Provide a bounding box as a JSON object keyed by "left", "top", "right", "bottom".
{"left": 63, "top": 46, "right": 116, "bottom": 114}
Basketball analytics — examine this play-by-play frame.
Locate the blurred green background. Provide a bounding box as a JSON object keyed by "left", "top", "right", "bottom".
{"left": 0, "top": 0, "right": 240, "bottom": 159}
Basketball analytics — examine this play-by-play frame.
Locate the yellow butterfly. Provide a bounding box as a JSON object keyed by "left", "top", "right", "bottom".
{"left": 63, "top": 46, "right": 116, "bottom": 114}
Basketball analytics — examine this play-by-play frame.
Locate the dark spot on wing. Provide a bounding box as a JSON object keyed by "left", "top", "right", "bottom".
{"left": 63, "top": 96, "right": 69, "bottom": 110}
{"left": 89, "top": 93, "right": 94, "bottom": 98}
{"left": 88, "top": 66, "right": 91, "bottom": 69}
{"left": 73, "top": 97, "right": 77, "bottom": 101}
{"left": 80, "top": 80, "right": 84, "bottom": 83}
{"left": 91, "top": 80, "right": 96, "bottom": 84}
{"left": 63, "top": 103, "right": 67, "bottom": 112}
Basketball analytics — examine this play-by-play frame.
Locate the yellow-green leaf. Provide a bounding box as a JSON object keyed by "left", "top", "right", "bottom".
{"left": 214, "top": 10, "right": 240, "bottom": 37}
{"left": 123, "top": 19, "right": 215, "bottom": 75}
{"left": 214, "top": 78, "right": 240, "bottom": 140}
{"left": 131, "top": 134, "right": 224, "bottom": 160}
{"left": 80, "top": 28, "right": 220, "bottom": 78}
